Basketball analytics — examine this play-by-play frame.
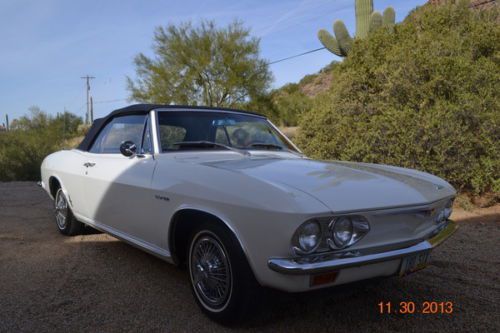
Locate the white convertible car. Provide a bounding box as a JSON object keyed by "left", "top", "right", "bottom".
{"left": 40, "top": 104, "right": 457, "bottom": 322}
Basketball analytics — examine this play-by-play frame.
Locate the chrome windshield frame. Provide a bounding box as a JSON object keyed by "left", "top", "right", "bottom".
{"left": 152, "top": 108, "right": 302, "bottom": 155}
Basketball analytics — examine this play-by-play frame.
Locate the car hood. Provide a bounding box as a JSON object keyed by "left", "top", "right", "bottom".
{"left": 203, "top": 157, "right": 455, "bottom": 212}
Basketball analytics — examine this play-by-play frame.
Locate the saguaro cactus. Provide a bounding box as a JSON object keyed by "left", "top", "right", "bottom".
{"left": 318, "top": 0, "right": 396, "bottom": 57}
{"left": 383, "top": 7, "right": 396, "bottom": 31}
{"left": 356, "top": 0, "right": 373, "bottom": 39}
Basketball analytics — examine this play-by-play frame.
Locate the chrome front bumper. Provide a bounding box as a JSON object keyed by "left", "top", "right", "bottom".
{"left": 268, "top": 220, "right": 458, "bottom": 275}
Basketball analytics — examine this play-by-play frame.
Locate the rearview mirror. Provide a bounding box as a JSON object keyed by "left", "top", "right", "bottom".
{"left": 120, "top": 141, "right": 137, "bottom": 157}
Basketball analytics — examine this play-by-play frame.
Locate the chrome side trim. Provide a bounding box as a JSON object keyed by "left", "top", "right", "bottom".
{"left": 73, "top": 212, "right": 174, "bottom": 263}
{"left": 268, "top": 220, "right": 458, "bottom": 275}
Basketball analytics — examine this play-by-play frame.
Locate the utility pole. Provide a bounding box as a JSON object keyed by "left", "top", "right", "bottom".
{"left": 81, "top": 75, "right": 95, "bottom": 125}
{"left": 90, "top": 96, "right": 94, "bottom": 124}
{"left": 5, "top": 114, "right": 9, "bottom": 131}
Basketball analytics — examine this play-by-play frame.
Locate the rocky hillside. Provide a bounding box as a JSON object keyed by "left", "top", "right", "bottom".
{"left": 429, "top": 0, "right": 497, "bottom": 10}
{"left": 291, "top": 61, "right": 337, "bottom": 98}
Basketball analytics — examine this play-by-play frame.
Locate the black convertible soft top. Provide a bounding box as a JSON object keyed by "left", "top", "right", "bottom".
{"left": 76, "top": 104, "right": 265, "bottom": 151}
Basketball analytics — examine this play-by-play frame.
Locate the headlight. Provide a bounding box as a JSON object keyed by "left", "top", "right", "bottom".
{"left": 330, "top": 217, "right": 353, "bottom": 248}
{"left": 328, "top": 216, "right": 370, "bottom": 249}
{"left": 435, "top": 210, "right": 446, "bottom": 223}
{"left": 435, "top": 199, "right": 453, "bottom": 223}
{"left": 292, "top": 216, "right": 370, "bottom": 255}
{"left": 444, "top": 199, "right": 453, "bottom": 219}
{"left": 294, "top": 220, "right": 321, "bottom": 254}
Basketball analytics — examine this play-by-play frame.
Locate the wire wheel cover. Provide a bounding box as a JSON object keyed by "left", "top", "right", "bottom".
{"left": 54, "top": 190, "right": 68, "bottom": 229}
{"left": 190, "top": 234, "right": 232, "bottom": 309}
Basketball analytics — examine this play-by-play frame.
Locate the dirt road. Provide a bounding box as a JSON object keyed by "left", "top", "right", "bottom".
{"left": 1, "top": 182, "right": 499, "bottom": 332}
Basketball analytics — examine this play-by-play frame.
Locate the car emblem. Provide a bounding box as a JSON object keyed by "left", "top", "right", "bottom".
{"left": 155, "top": 194, "right": 170, "bottom": 202}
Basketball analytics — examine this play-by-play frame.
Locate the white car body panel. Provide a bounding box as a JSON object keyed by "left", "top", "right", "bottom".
{"left": 81, "top": 152, "right": 158, "bottom": 244}
{"left": 40, "top": 108, "right": 457, "bottom": 292}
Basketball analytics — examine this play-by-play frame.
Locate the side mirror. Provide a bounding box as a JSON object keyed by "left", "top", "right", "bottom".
{"left": 120, "top": 141, "right": 137, "bottom": 157}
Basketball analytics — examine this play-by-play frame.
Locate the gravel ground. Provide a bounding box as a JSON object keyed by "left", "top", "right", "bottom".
{"left": 0, "top": 182, "right": 499, "bottom": 332}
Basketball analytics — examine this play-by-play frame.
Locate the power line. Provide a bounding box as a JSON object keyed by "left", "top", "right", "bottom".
{"left": 93, "top": 98, "right": 128, "bottom": 104}
{"left": 268, "top": 47, "right": 326, "bottom": 65}
{"left": 77, "top": 47, "right": 327, "bottom": 111}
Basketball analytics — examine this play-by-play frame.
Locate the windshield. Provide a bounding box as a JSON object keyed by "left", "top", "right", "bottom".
{"left": 157, "top": 111, "right": 298, "bottom": 153}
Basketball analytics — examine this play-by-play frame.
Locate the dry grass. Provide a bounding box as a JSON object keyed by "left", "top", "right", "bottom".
{"left": 62, "top": 136, "right": 84, "bottom": 149}
{"left": 280, "top": 126, "right": 299, "bottom": 140}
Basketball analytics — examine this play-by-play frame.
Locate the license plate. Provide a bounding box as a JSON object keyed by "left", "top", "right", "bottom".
{"left": 399, "top": 251, "right": 430, "bottom": 276}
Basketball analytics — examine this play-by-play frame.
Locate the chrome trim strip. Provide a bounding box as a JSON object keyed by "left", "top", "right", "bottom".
{"left": 170, "top": 205, "right": 251, "bottom": 259}
{"left": 330, "top": 196, "right": 455, "bottom": 216}
{"left": 267, "top": 120, "right": 303, "bottom": 154}
{"left": 150, "top": 110, "right": 160, "bottom": 155}
{"left": 268, "top": 220, "right": 458, "bottom": 275}
{"left": 291, "top": 196, "right": 455, "bottom": 222}
{"left": 153, "top": 107, "right": 266, "bottom": 119}
{"left": 151, "top": 108, "right": 302, "bottom": 156}
{"left": 73, "top": 212, "right": 174, "bottom": 263}
{"left": 427, "top": 220, "right": 459, "bottom": 247}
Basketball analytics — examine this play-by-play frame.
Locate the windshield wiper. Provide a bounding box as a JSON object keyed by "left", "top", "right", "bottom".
{"left": 248, "top": 142, "right": 305, "bottom": 157}
{"left": 248, "top": 143, "right": 284, "bottom": 150}
{"left": 172, "top": 141, "right": 250, "bottom": 156}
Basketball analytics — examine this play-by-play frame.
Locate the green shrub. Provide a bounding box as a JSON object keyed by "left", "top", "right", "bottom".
{"left": 0, "top": 108, "right": 82, "bottom": 181}
{"left": 296, "top": 2, "right": 499, "bottom": 194}
{"left": 245, "top": 84, "right": 313, "bottom": 127}
{"left": 270, "top": 84, "right": 313, "bottom": 127}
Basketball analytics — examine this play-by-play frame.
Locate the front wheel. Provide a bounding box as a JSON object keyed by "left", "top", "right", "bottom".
{"left": 188, "top": 222, "right": 261, "bottom": 324}
{"left": 54, "top": 188, "right": 84, "bottom": 236}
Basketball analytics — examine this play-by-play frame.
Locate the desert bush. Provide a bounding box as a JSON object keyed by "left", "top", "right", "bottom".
{"left": 243, "top": 85, "right": 313, "bottom": 126}
{"left": 269, "top": 84, "right": 313, "bottom": 126}
{"left": 0, "top": 107, "right": 82, "bottom": 181}
{"left": 296, "top": 2, "right": 499, "bottom": 194}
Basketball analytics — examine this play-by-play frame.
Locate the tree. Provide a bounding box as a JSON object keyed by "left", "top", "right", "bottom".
{"left": 10, "top": 107, "right": 81, "bottom": 136}
{"left": 10, "top": 106, "right": 50, "bottom": 130}
{"left": 269, "top": 83, "right": 312, "bottom": 127}
{"left": 127, "top": 20, "right": 273, "bottom": 108}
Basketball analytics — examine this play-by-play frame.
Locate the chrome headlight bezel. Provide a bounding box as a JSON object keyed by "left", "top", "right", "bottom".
{"left": 328, "top": 215, "right": 370, "bottom": 250}
{"left": 291, "top": 215, "right": 370, "bottom": 256}
{"left": 443, "top": 199, "right": 453, "bottom": 219}
{"left": 435, "top": 199, "right": 454, "bottom": 224}
{"left": 292, "top": 219, "right": 322, "bottom": 255}
{"left": 328, "top": 216, "right": 353, "bottom": 248}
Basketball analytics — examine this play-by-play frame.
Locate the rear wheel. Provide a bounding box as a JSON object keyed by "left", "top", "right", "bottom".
{"left": 188, "top": 222, "right": 261, "bottom": 324}
{"left": 54, "top": 188, "right": 84, "bottom": 236}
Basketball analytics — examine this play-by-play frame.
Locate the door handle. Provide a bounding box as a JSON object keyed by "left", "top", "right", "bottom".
{"left": 83, "top": 162, "right": 96, "bottom": 168}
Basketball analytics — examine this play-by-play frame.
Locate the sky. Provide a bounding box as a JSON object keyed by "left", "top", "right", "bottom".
{"left": 0, "top": 0, "right": 427, "bottom": 122}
